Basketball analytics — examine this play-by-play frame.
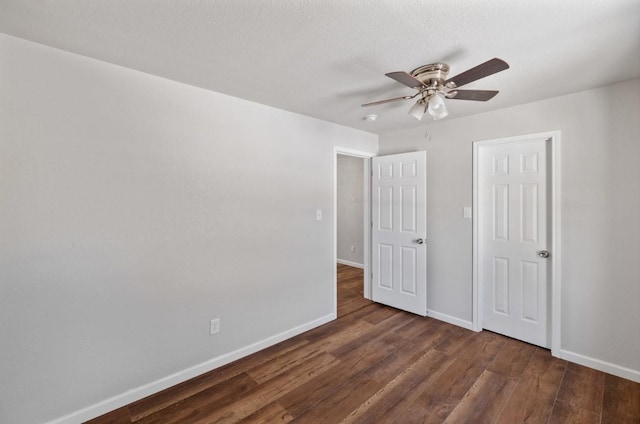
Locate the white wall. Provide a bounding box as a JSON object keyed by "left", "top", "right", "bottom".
{"left": 0, "top": 34, "right": 377, "bottom": 424}
{"left": 337, "top": 155, "right": 364, "bottom": 266}
{"left": 379, "top": 78, "right": 640, "bottom": 380}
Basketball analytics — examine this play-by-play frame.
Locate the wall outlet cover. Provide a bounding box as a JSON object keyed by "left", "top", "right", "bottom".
{"left": 210, "top": 318, "right": 220, "bottom": 335}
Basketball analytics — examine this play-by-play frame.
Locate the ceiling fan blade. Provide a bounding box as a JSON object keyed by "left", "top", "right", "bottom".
{"left": 444, "top": 58, "right": 509, "bottom": 88}
{"left": 362, "top": 94, "right": 416, "bottom": 107}
{"left": 385, "top": 71, "right": 425, "bottom": 89}
{"left": 448, "top": 89, "right": 499, "bottom": 101}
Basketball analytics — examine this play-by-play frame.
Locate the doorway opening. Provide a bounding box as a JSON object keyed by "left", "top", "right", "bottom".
{"left": 333, "top": 147, "right": 374, "bottom": 318}
{"left": 337, "top": 154, "right": 366, "bottom": 270}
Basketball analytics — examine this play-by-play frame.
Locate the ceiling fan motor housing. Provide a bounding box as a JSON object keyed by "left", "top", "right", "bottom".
{"left": 410, "top": 63, "right": 450, "bottom": 88}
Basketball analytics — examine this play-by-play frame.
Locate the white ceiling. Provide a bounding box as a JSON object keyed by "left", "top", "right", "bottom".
{"left": 1, "top": 0, "right": 639, "bottom": 134}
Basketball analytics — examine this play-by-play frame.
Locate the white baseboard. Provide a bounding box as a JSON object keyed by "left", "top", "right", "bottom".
{"left": 46, "top": 313, "right": 336, "bottom": 424}
{"left": 336, "top": 259, "right": 364, "bottom": 269}
{"left": 427, "top": 309, "right": 474, "bottom": 331}
{"left": 559, "top": 349, "right": 640, "bottom": 383}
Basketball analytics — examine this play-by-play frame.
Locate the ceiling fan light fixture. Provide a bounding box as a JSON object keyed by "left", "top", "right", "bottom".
{"left": 427, "top": 92, "right": 448, "bottom": 120}
{"left": 408, "top": 100, "right": 426, "bottom": 120}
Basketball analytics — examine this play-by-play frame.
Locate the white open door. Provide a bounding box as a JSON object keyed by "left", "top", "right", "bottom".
{"left": 478, "top": 139, "right": 550, "bottom": 347}
{"left": 371, "top": 151, "right": 427, "bottom": 316}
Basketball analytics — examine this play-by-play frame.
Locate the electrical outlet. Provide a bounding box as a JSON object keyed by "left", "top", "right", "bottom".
{"left": 350, "top": 245, "right": 355, "bottom": 252}
{"left": 210, "top": 318, "right": 220, "bottom": 335}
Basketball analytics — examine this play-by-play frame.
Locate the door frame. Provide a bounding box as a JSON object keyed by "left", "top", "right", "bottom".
{"left": 334, "top": 147, "right": 375, "bottom": 316}
{"left": 472, "top": 131, "right": 562, "bottom": 356}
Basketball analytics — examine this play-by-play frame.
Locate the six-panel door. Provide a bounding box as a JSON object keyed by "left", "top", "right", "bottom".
{"left": 479, "top": 139, "right": 549, "bottom": 347}
{"left": 371, "top": 151, "right": 427, "bottom": 316}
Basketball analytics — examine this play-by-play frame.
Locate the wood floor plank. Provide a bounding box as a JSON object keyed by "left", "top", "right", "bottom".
{"left": 299, "top": 311, "right": 374, "bottom": 344}
{"left": 342, "top": 349, "right": 451, "bottom": 424}
{"left": 192, "top": 352, "right": 339, "bottom": 424}
{"left": 337, "top": 293, "right": 371, "bottom": 316}
{"left": 289, "top": 372, "right": 381, "bottom": 423}
{"left": 310, "top": 318, "right": 376, "bottom": 353}
{"left": 279, "top": 326, "right": 401, "bottom": 417}
{"left": 338, "top": 291, "right": 360, "bottom": 306}
{"left": 486, "top": 336, "right": 537, "bottom": 378}
{"left": 280, "top": 316, "right": 416, "bottom": 420}
{"left": 555, "top": 362, "right": 605, "bottom": 415}
{"left": 442, "top": 369, "right": 517, "bottom": 424}
{"left": 362, "top": 353, "right": 459, "bottom": 424}
{"left": 331, "top": 310, "right": 415, "bottom": 358}
{"left": 363, "top": 321, "right": 452, "bottom": 384}
{"left": 495, "top": 348, "right": 567, "bottom": 424}
{"left": 601, "top": 373, "right": 640, "bottom": 424}
{"left": 388, "top": 330, "right": 507, "bottom": 424}
{"left": 433, "top": 325, "right": 482, "bottom": 355}
{"left": 234, "top": 402, "right": 293, "bottom": 424}
{"left": 524, "top": 347, "right": 568, "bottom": 382}
{"left": 338, "top": 302, "right": 385, "bottom": 323}
{"left": 134, "top": 372, "right": 258, "bottom": 424}
{"left": 548, "top": 399, "right": 600, "bottom": 424}
{"left": 391, "top": 314, "right": 438, "bottom": 340}
{"left": 246, "top": 340, "right": 329, "bottom": 384}
{"left": 495, "top": 372, "right": 557, "bottom": 423}
{"left": 360, "top": 304, "right": 407, "bottom": 325}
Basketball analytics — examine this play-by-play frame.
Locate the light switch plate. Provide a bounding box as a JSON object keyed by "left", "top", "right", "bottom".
{"left": 316, "top": 209, "right": 322, "bottom": 221}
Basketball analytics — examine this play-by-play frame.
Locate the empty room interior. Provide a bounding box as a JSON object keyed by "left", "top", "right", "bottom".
{"left": 1, "top": 1, "right": 639, "bottom": 423}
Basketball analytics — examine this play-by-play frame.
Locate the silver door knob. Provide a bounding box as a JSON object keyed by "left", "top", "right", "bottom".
{"left": 416, "top": 238, "right": 425, "bottom": 245}
{"left": 537, "top": 250, "right": 550, "bottom": 258}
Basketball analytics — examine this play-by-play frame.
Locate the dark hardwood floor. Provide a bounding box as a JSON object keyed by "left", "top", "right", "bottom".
{"left": 87, "top": 264, "right": 640, "bottom": 423}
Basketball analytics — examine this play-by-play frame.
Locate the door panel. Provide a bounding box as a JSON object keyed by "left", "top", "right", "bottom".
{"left": 400, "top": 246, "right": 417, "bottom": 294}
{"left": 378, "top": 186, "right": 393, "bottom": 230}
{"left": 401, "top": 186, "right": 416, "bottom": 232}
{"left": 379, "top": 244, "right": 393, "bottom": 289}
{"left": 493, "top": 184, "right": 509, "bottom": 240}
{"left": 521, "top": 184, "right": 538, "bottom": 243}
{"left": 493, "top": 257, "right": 509, "bottom": 314}
{"left": 372, "top": 151, "right": 427, "bottom": 316}
{"left": 480, "top": 140, "right": 549, "bottom": 347}
{"left": 521, "top": 260, "right": 539, "bottom": 321}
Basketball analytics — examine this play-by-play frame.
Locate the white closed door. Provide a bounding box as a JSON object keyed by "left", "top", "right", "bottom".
{"left": 479, "top": 139, "right": 550, "bottom": 347}
{"left": 371, "top": 151, "right": 427, "bottom": 316}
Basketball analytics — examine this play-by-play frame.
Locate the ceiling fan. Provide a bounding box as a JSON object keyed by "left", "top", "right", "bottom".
{"left": 362, "top": 58, "right": 509, "bottom": 121}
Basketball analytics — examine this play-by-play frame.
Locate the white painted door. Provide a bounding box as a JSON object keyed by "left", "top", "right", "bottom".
{"left": 371, "top": 151, "right": 427, "bottom": 316}
{"left": 479, "top": 139, "right": 549, "bottom": 347}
